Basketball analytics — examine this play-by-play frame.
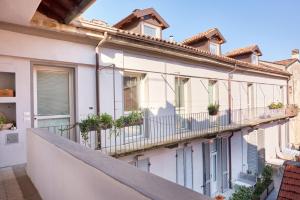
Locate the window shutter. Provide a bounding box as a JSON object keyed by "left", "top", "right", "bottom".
{"left": 202, "top": 143, "right": 211, "bottom": 196}
{"left": 257, "top": 129, "right": 265, "bottom": 175}
{"left": 247, "top": 131, "right": 258, "bottom": 175}
{"left": 37, "top": 71, "right": 69, "bottom": 116}
{"left": 176, "top": 149, "right": 184, "bottom": 186}
{"left": 184, "top": 147, "right": 193, "bottom": 189}
{"left": 137, "top": 159, "right": 150, "bottom": 172}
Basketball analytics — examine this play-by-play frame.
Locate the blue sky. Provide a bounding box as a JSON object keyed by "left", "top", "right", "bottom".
{"left": 83, "top": 0, "right": 300, "bottom": 61}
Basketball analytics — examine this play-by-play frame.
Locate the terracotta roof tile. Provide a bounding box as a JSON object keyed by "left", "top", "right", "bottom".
{"left": 114, "top": 29, "right": 289, "bottom": 76}
{"left": 274, "top": 59, "right": 298, "bottom": 66}
{"left": 113, "top": 8, "right": 169, "bottom": 30}
{"left": 182, "top": 28, "right": 226, "bottom": 45}
{"left": 226, "top": 45, "right": 262, "bottom": 57}
{"left": 278, "top": 161, "right": 300, "bottom": 200}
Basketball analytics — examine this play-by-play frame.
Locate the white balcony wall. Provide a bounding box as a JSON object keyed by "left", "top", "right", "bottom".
{"left": 0, "top": 29, "right": 99, "bottom": 167}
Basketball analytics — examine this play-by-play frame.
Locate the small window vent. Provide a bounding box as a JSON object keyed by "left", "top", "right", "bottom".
{"left": 6, "top": 133, "right": 18, "bottom": 144}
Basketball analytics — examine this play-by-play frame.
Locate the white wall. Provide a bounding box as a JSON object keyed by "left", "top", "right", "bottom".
{"left": 0, "top": 56, "right": 31, "bottom": 167}
{"left": 26, "top": 129, "right": 150, "bottom": 200}
{"left": 119, "top": 139, "right": 207, "bottom": 194}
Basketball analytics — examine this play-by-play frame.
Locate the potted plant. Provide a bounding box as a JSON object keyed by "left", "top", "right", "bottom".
{"left": 99, "top": 113, "right": 113, "bottom": 129}
{"left": 231, "top": 186, "right": 253, "bottom": 200}
{"left": 262, "top": 165, "right": 274, "bottom": 194}
{"left": 268, "top": 102, "right": 283, "bottom": 110}
{"left": 127, "top": 111, "right": 143, "bottom": 126}
{"left": 208, "top": 103, "right": 220, "bottom": 116}
{"left": 215, "top": 194, "right": 225, "bottom": 200}
{"left": 0, "top": 114, "right": 13, "bottom": 130}
{"left": 252, "top": 181, "right": 267, "bottom": 200}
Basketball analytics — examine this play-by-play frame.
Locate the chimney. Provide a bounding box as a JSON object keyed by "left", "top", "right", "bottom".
{"left": 169, "top": 35, "right": 175, "bottom": 42}
{"left": 292, "top": 49, "right": 299, "bottom": 59}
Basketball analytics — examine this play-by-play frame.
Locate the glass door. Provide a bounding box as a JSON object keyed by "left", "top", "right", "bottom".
{"left": 33, "top": 66, "right": 74, "bottom": 134}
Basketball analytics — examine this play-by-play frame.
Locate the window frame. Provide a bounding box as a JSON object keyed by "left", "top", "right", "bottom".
{"left": 141, "top": 22, "right": 161, "bottom": 38}
{"left": 208, "top": 80, "right": 219, "bottom": 104}
{"left": 251, "top": 53, "right": 259, "bottom": 65}
{"left": 209, "top": 42, "right": 220, "bottom": 55}
{"left": 123, "top": 72, "right": 143, "bottom": 113}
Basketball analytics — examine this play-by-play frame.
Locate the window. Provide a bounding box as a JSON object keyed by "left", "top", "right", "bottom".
{"left": 123, "top": 73, "right": 142, "bottom": 112}
{"left": 143, "top": 24, "right": 157, "bottom": 37}
{"left": 208, "top": 80, "right": 218, "bottom": 104}
{"left": 175, "top": 77, "right": 188, "bottom": 108}
{"left": 210, "top": 43, "right": 220, "bottom": 55}
{"left": 251, "top": 54, "right": 258, "bottom": 65}
{"left": 129, "top": 158, "right": 150, "bottom": 172}
{"left": 176, "top": 147, "right": 193, "bottom": 189}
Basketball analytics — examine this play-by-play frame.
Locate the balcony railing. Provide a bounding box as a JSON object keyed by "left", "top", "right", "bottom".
{"left": 42, "top": 106, "right": 297, "bottom": 156}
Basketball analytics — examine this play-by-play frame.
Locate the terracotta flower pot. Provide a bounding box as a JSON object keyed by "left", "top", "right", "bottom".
{"left": 215, "top": 195, "right": 225, "bottom": 200}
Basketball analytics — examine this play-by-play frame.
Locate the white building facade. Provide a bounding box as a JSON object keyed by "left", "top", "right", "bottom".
{"left": 0, "top": 7, "right": 297, "bottom": 199}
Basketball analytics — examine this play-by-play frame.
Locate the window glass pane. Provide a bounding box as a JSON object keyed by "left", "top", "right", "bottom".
{"left": 208, "top": 80, "right": 218, "bottom": 104}
{"left": 213, "top": 154, "right": 217, "bottom": 181}
{"left": 37, "top": 71, "right": 70, "bottom": 116}
{"left": 175, "top": 78, "right": 185, "bottom": 108}
{"left": 211, "top": 139, "right": 217, "bottom": 152}
{"left": 252, "top": 54, "right": 258, "bottom": 64}
{"left": 37, "top": 118, "right": 70, "bottom": 128}
{"left": 124, "top": 75, "right": 139, "bottom": 111}
{"left": 144, "top": 25, "right": 157, "bottom": 37}
{"left": 210, "top": 43, "right": 218, "bottom": 55}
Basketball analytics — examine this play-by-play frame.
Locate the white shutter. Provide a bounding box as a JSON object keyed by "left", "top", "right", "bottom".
{"left": 176, "top": 149, "right": 184, "bottom": 186}
{"left": 247, "top": 131, "right": 258, "bottom": 174}
{"left": 37, "top": 71, "right": 70, "bottom": 116}
{"left": 202, "top": 143, "right": 211, "bottom": 196}
{"left": 185, "top": 147, "right": 193, "bottom": 189}
{"left": 137, "top": 158, "right": 150, "bottom": 172}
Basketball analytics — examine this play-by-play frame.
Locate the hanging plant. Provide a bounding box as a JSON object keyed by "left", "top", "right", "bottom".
{"left": 208, "top": 103, "right": 220, "bottom": 116}
{"left": 268, "top": 102, "right": 283, "bottom": 109}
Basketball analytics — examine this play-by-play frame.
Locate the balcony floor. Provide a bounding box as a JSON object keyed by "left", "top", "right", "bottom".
{"left": 0, "top": 164, "right": 41, "bottom": 200}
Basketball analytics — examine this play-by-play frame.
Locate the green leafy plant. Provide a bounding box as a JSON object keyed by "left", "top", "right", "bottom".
{"left": 0, "top": 115, "right": 7, "bottom": 125}
{"left": 230, "top": 186, "right": 253, "bottom": 200}
{"left": 262, "top": 165, "right": 273, "bottom": 187}
{"left": 99, "top": 113, "right": 113, "bottom": 129}
{"left": 268, "top": 102, "right": 283, "bottom": 109}
{"left": 114, "top": 111, "right": 143, "bottom": 128}
{"left": 208, "top": 103, "right": 220, "bottom": 116}
{"left": 252, "top": 181, "right": 265, "bottom": 200}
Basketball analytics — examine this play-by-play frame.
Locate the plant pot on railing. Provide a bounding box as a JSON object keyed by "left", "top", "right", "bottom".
{"left": 268, "top": 102, "right": 283, "bottom": 110}
{"left": 208, "top": 103, "right": 220, "bottom": 116}
{"left": 214, "top": 195, "right": 225, "bottom": 200}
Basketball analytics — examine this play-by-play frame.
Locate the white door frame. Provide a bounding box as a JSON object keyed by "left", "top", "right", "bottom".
{"left": 210, "top": 150, "right": 218, "bottom": 196}
{"left": 33, "top": 66, "right": 75, "bottom": 128}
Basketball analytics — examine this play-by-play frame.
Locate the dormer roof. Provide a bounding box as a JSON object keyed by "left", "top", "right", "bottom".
{"left": 182, "top": 28, "right": 226, "bottom": 45}
{"left": 226, "top": 45, "right": 262, "bottom": 58}
{"left": 113, "top": 8, "right": 169, "bottom": 30}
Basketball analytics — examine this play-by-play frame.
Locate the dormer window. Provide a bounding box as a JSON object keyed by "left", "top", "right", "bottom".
{"left": 210, "top": 42, "right": 220, "bottom": 55}
{"left": 182, "top": 28, "right": 225, "bottom": 54}
{"left": 251, "top": 54, "right": 258, "bottom": 65}
{"left": 113, "top": 8, "right": 169, "bottom": 39}
{"left": 143, "top": 23, "right": 159, "bottom": 37}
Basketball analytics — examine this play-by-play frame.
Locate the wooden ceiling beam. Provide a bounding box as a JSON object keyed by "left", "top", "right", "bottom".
{"left": 40, "top": 0, "right": 68, "bottom": 20}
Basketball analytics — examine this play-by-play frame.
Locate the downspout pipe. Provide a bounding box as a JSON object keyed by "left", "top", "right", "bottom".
{"left": 228, "top": 63, "right": 237, "bottom": 123}
{"left": 228, "top": 132, "right": 234, "bottom": 189}
{"left": 95, "top": 32, "right": 108, "bottom": 115}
